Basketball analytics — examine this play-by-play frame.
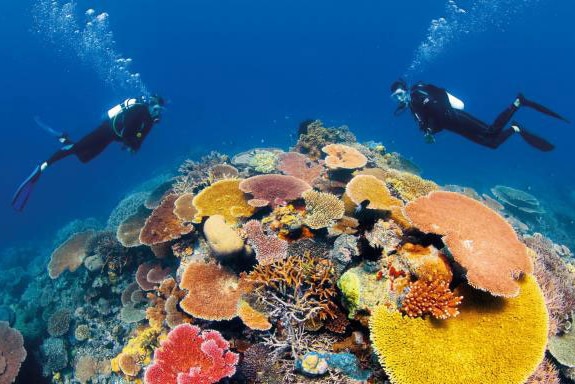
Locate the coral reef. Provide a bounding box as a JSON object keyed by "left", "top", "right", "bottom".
{"left": 302, "top": 190, "right": 344, "bottom": 229}
{"left": 139, "top": 194, "right": 194, "bottom": 245}
{"left": 192, "top": 179, "right": 255, "bottom": 224}
{"left": 48, "top": 230, "right": 94, "bottom": 279}
{"left": 322, "top": 144, "right": 367, "bottom": 170}
{"left": 239, "top": 174, "right": 311, "bottom": 208}
{"left": 399, "top": 278, "right": 462, "bottom": 319}
{"left": 243, "top": 220, "right": 289, "bottom": 265}
{"left": 277, "top": 152, "right": 325, "bottom": 184}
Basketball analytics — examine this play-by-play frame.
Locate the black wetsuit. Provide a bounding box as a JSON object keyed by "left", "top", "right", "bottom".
{"left": 408, "top": 83, "right": 519, "bottom": 149}
{"left": 47, "top": 102, "right": 154, "bottom": 165}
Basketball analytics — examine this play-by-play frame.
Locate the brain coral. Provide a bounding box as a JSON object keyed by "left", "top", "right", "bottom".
{"left": 369, "top": 275, "right": 548, "bottom": 384}
{"left": 405, "top": 191, "right": 533, "bottom": 297}
{"left": 48, "top": 230, "right": 94, "bottom": 279}
{"left": 192, "top": 179, "right": 255, "bottom": 224}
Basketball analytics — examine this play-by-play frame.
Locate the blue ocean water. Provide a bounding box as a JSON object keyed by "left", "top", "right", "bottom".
{"left": 1, "top": 0, "right": 573, "bottom": 251}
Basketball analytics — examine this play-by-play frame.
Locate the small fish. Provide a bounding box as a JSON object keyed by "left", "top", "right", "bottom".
{"left": 355, "top": 199, "right": 370, "bottom": 215}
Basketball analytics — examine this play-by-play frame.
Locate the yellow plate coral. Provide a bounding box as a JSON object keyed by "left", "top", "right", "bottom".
{"left": 369, "top": 275, "right": 548, "bottom": 384}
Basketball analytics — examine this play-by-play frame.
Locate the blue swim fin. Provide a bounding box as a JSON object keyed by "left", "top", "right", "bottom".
{"left": 11, "top": 165, "right": 42, "bottom": 211}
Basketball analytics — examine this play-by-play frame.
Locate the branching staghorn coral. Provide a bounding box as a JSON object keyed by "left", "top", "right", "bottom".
{"left": 172, "top": 151, "right": 229, "bottom": 194}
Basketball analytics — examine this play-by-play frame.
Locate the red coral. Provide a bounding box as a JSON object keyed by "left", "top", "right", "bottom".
{"left": 400, "top": 278, "right": 462, "bottom": 320}
{"left": 243, "top": 220, "right": 288, "bottom": 265}
{"left": 239, "top": 175, "right": 311, "bottom": 209}
{"left": 277, "top": 152, "right": 325, "bottom": 184}
{"left": 0, "top": 321, "right": 26, "bottom": 384}
{"left": 144, "top": 324, "right": 238, "bottom": 384}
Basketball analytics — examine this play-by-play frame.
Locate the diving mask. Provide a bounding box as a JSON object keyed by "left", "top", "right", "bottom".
{"left": 391, "top": 88, "right": 410, "bottom": 115}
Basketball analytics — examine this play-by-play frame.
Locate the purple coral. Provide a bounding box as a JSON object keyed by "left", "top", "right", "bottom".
{"left": 239, "top": 175, "right": 311, "bottom": 209}
{"left": 0, "top": 321, "right": 26, "bottom": 384}
{"left": 243, "top": 220, "right": 288, "bottom": 265}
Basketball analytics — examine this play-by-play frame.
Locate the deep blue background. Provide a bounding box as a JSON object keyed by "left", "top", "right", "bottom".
{"left": 0, "top": 0, "right": 573, "bottom": 249}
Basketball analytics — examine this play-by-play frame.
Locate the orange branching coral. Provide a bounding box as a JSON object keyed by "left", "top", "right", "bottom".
{"left": 244, "top": 252, "right": 338, "bottom": 322}
{"left": 237, "top": 300, "right": 272, "bottom": 331}
{"left": 405, "top": 191, "right": 534, "bottom": 297}
{"left": 302, "top": 190, "right": 344, "bottom": 229}
{"left": 191, "top": 179, "right": 255, "bottom": 224}
{"left": 139, "top": 194, "right": 194, "bottom": 245}
{"left": 48, "top": 230, "right": 95, "bottom": 279}
{"left": 345, "top": 174, "right": 403, "bottom": 210}
{"left": 172, "top": 193, "right": 197, "bottom": 222}
{"left": 400, "top": 278, "right": 463, "bottom": 320}
{"left": 322, "top": 144, "right": 367, "bottom": 170}
{"left": 179, "top": 262, "right": 250, "bottom": 321}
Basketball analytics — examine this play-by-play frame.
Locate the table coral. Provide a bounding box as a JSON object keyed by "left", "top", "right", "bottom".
{"left": 192, "top": 179, "right": 255, "bottom": 224}
{"left": 116, "top": 205, "right": 150, "bottom": 247}
{"left": 405, "top": 191, "right": 534, "bottom": 297}
{"left": 278, "top": 152, "right": 325, "bottom": 184}
{"left": 369, "top": 275, "right": 548, "bottom": 384}
{"left": 144, "top": 324, "right": 238, "bottom": 384}
{"left": 239, "top": 174, "right": 311, "bottom": 209}
{"left": 139, "top": 194, "right": 194, "bottom": 245}
{"left": 345, "top": 175, "right": 402, "bottom": 211}
{"left": 48, "top": 230, "right": 94, "bottom": 279}
{"left": 322, "top": 144, "right": 367, "bottom": 170}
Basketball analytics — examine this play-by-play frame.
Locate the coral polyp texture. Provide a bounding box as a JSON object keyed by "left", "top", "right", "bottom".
{"left": 399, "top": 278, "right": 462, "bottom": 319}
{"left": 302, "top": 189, "right": 345, "bottom": 229}
{"left": 0, "top": 322, "right": 26, "bottom": 384}
{"left": 144, "top": 324, "right": 238, "bottom": 384}
{"left": 370, "top": 275, "right": 548, "bottom": 384}
{"left": 405, "top": 191, "right": 533, "bottom": 297}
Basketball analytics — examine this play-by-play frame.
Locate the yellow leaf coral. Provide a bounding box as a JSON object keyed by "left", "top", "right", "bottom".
{"left": 191, "top": 179, "right": 255, "bottom": 224}
{"left": 369, "top": 275, "right": 548, "bottom": 384}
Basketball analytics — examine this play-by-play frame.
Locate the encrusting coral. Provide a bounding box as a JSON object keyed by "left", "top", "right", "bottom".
{"left": 369, "top": 275, "right": 548, "bottom": 384}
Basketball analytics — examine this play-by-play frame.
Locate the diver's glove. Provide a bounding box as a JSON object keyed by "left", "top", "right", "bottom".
{"left": 424, "top": 132, "right": 436, "bottom": 144}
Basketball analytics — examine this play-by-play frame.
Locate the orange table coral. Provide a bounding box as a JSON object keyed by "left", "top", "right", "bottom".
{"left": 405, "top": 191, "right": 533, "bottom": 297}
{"left": 322, "top": 144, "right": 367, "bottom": 170}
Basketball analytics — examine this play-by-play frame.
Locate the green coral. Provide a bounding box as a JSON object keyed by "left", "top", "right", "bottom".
{"left": 337, "top": 262, "right": 389, "bottom": 319}
{"left": 249, "top": 151, "right": 278, "bottom": 173}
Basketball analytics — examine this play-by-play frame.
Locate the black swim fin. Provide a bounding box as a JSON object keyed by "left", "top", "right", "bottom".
{"left": 519, "top": 94, "right": 570, "bottom": 123}
{"left": 11, "top": 165, "right": 43, "bottom": 211}
{"left": 515, "top": 124, "right": 555, "bottom": 152}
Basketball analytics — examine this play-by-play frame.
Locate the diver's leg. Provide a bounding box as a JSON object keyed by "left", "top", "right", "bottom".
{"left": 72, "top": 124, "right": 115, "bottom": 163}
{"left": 488, "top": 97, "right": 521, "bottom": 134}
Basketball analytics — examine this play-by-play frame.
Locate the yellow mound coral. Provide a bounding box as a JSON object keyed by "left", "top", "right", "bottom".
{"left": 369, "top": 275, "right": 548, "bottom": 384}
{"left": 111, "top": 325, "right": 163, "bottom": 378}
{"left": 345, "top": 175, "right": 402, "bottom": 210}
{"left": 302, "top": 189, "right": 344, "bottom": 229}
{"left": 191, "top": 179, "right": 255, "bottom": 224}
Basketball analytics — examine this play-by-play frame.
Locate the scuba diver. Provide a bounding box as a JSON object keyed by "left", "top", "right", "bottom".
{"left": 12, "top": 95, "right": 165, "bottom": 211}
{"left": 390, "top": 80, "right": 569, "bottom": 151}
